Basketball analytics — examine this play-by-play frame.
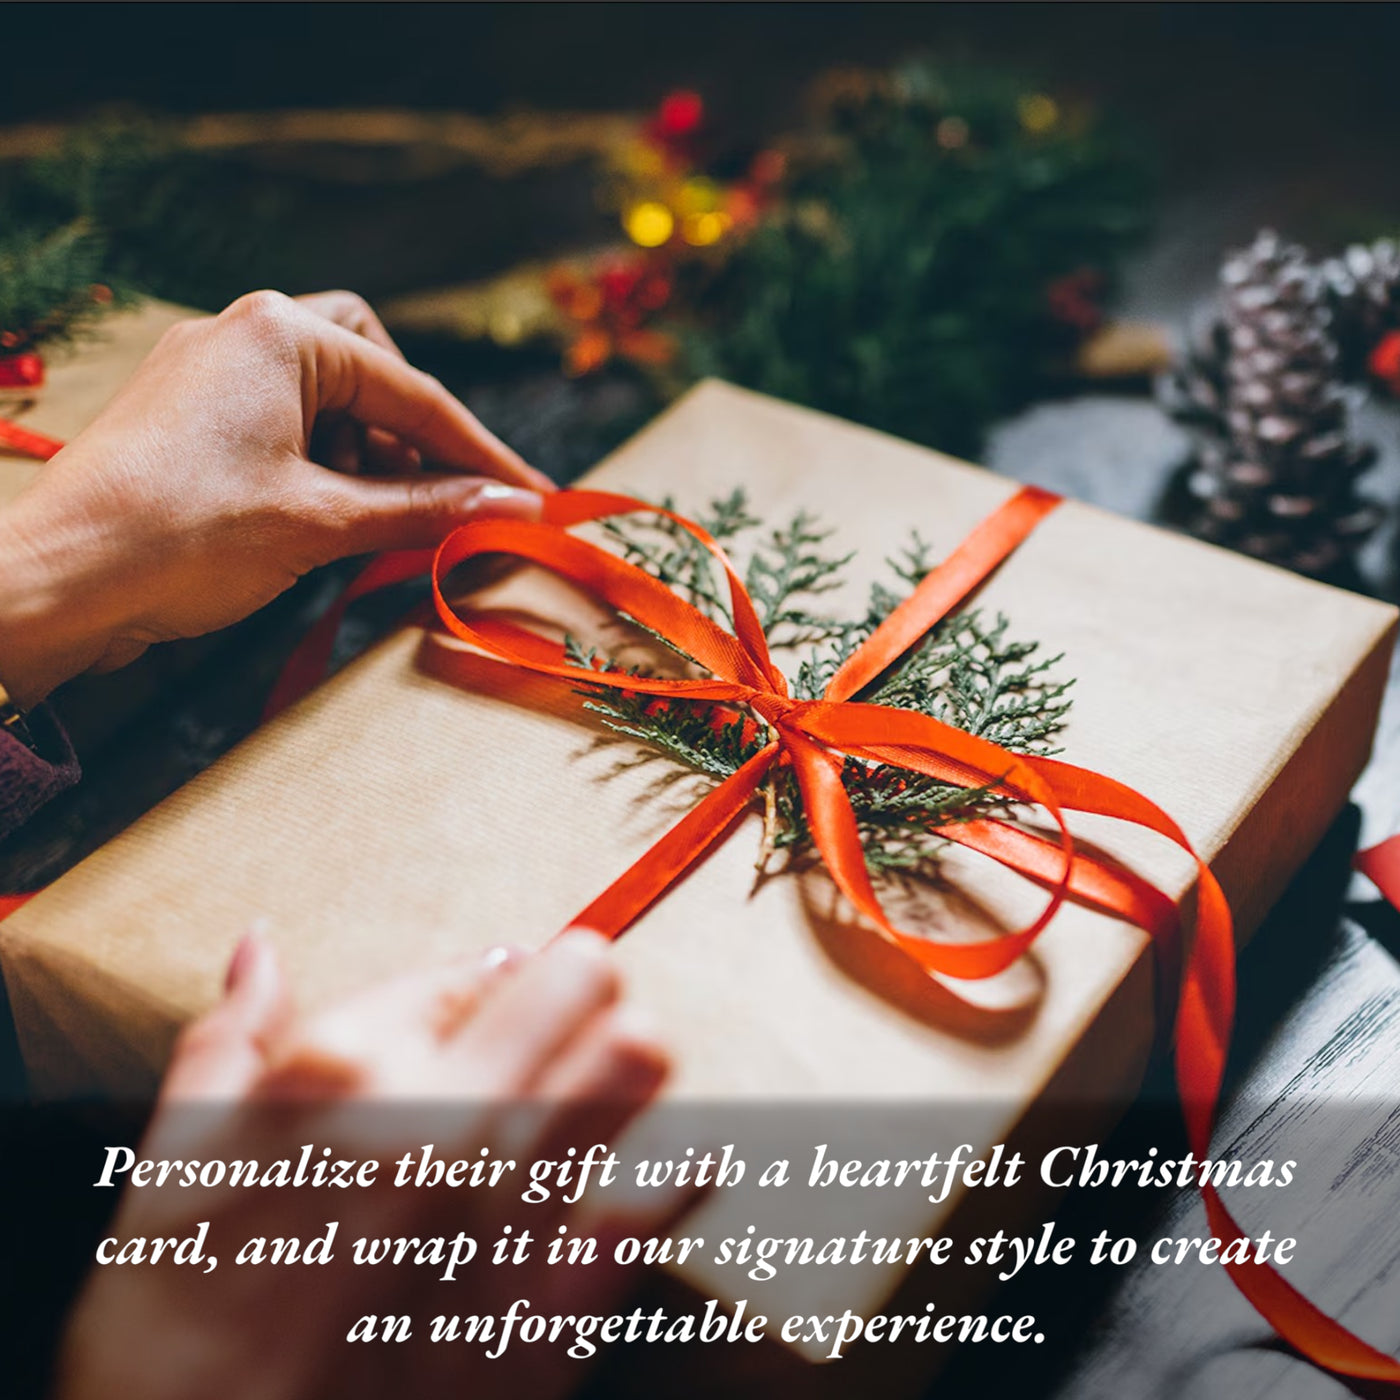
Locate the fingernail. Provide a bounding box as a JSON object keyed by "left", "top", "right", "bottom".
{"left": 480, "top": 944, "right": 522, "bottom": 971}
{"left": 224, "top": 926, "right": 264, "bottom": 992}
{"left": 224, "top": 935, "right": 257, "bottom": 991}
{"left": 558, "top": 926, "right": 612, "bottom": 952}
{"left": 475, "top": 483, "right": 542, "bottom": 518}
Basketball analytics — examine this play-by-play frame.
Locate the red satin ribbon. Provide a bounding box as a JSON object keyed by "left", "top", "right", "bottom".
{"left": 405, "top": 485, "right": 1397, "bottom": 1386}
{"left": 1, "top": 438, "right": 1397, "bottom": 1378}
{"left": 1357, "top": 834, "right": 1400, "bottom": 913}
{"left": 0, "top": 416, "right": 64, "bottom": 461}
{"left": 264, "top": 484, "right": 1400, "bottom": 1381}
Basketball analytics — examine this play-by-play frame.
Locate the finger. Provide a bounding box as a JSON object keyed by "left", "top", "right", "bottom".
{"left": 312, "top": 469, "right": 542, "bottom": 558}
{"left": 311, "top": 416, "right": 421, "bottom": 477}
{"left": 515, "top": 1003, "right": 669, "bottom": 1170}
{"left": 533, "top": 1003, "right": 668, "bottom": 1107}
{"left": 256, "top": 945, "right": 528, "bottom": 1101}
{"left": 302, "top": 312, "right": 554, "bottom": 493}
{"left": 522, "top": 1172, "right": 703, "bottom": 1378}
{"left": 295, "top": 289, "right": 405, "bottom": 359}
{"left": 161, "top": 925, "right": 292, "bottom": 1102}
{"left": 582, "top": 1169, "right": 706, "bottom": 1248}
{"left": 450, "top": 929, "right": 622, "bottom": 1098}
{"left": 325, "top": 417, "right": 364, "bottom": 476}
{"left": 565, "top": 1171, "right": 705, "bottom": 1288}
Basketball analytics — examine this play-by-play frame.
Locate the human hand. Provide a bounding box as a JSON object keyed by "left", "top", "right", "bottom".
{"left": 0, "top": 290, "right": 552, "bottom": 709}
{"left": 54, "top": 929, "right": 681, "bottom": 1400}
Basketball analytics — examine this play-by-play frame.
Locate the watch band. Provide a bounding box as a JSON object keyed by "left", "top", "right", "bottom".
{"left": 0, "top": 678, "right": 38, "bottom": 753}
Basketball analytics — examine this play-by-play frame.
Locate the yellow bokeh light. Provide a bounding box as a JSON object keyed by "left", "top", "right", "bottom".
{"left": 1018, "top": 93, "right": 1059, "bottom": 134}
{"left": 682, "top": 210, "right": 729, "bottom": 246}
{"left": 624, "top": 201, "right": 675, "bottom": 248}
{"left": 676, "top": 177, "right": 720, "bottom": 216}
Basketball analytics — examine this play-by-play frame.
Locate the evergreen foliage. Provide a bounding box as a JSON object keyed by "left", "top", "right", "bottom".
{"left": 0, "top": 119, "right": 281, "bottom": 347}
{"left": 0, "top": 219, "right": 117, "bottom": 353}
{"left": 680, "top": 63, "right": 1152, "bottom": 457}
{"left": 571, "top": 491, "right": 1072, "bottom": 875}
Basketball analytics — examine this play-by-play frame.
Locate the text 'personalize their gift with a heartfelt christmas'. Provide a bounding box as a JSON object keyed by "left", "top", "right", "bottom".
{"left": 2, "top": 381, "right": 1397, "bottom": 1395}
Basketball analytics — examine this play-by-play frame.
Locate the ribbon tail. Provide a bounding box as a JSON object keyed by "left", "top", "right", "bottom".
{"left": 567, "top": 744, "right": 778, "bottom": 939}
{"left": 263, "top": 549, "right": 436, "bottom": 720}
{"left": 1201, "top": 1180, "right": 1400, "bottom": 1383}
{"left": 1171, "top": 859, "right": 1400, "bottom": 1384}
{"left": 824, "top": 484, "right": 1061, "bottom": 702}
{"left": 935, "top": 817, "right": 1183, "bottom": 1034}
{"left": 0, "top": 893, "right": 36, "bottom": 921}
{"left": 1356, "top": 833, "right": 1400, "bottom": 913}
{"left": 0, "top": 417, "right": 64, "bottom": 462}
{"left": 935, "top": 818, "right": 1178, "bottom": 945}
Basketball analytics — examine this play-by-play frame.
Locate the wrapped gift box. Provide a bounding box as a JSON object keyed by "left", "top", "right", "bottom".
{"left": 2, "top": 381, "right": 1396, "bottom": 1392}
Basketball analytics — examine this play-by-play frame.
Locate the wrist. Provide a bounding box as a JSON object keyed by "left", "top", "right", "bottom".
{"left": 0, "top": 500, "right": 118, "bottom": 708}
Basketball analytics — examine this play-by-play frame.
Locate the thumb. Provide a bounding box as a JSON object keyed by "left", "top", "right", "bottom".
{"left": 318, "top": 471, "right": 543, "bottom": 556}
{"left": 159, "top": 925, "right": 292, "bottom": 1102}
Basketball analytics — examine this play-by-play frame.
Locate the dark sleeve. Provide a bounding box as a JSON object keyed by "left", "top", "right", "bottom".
{"left": 0, "top": 707, "right": 80, "bottom": 842}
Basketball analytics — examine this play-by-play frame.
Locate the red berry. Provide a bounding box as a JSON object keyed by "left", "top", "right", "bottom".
{"left": 0, "top": 352, "right": 45, "bottom": 388}
{"left": 657, "top": 90, "right": 704, "bottom": 137}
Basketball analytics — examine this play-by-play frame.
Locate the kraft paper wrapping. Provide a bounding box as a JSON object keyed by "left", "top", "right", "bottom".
{"left": 0, "top": 299, "right": 193, "bottom": 505}
{"left": 3, "top": 381, "right": 1396, "bottom": 1383}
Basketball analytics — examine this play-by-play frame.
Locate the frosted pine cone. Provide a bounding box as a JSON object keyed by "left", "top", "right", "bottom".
{"left": 1162, "top": 230, "right": 1380, "bottom": 578}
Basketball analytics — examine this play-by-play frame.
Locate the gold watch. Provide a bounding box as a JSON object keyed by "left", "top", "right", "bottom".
{"left": 0, "top": 677, "right": 38, "bottom": 753}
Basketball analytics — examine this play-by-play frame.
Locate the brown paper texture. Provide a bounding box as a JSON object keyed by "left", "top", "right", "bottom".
{"left": 3, "top": 381, "right": 1396, "bottom": 1375}
{"left": 0, "top": 299, "right": 193, "bottom": 505}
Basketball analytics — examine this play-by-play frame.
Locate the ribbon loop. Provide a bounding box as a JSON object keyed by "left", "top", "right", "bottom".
{"left": 267, "top": 479, "right": 1400, "bottom": 1388}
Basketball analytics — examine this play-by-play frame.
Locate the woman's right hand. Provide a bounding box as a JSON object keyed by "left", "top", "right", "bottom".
{"left": 0, "top": 289, "right": 551, "bottom": 709}
{"left": 54, "top": 929, "right": 681, "bottom": 1400}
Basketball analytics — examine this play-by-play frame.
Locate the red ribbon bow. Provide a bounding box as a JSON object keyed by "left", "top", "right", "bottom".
{"left": 5, "top": 413, "right": 1395, "bottom": 1376}
{"left": 268, "top": 484, "right": 1399, "bottom": 1386}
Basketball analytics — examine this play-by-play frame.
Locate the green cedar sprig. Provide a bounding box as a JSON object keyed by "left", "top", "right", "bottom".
{"left": 0, "top": 118, "right": 285, "bottom": 349}
{"left": 0, "top": 219, "right": 122, "bottom": 354}
{"left": 570, "top": 490, "right": 1072, "bottom": 875}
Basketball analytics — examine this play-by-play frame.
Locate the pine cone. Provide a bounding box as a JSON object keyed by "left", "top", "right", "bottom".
{"left": 1162, "top": 229, "right": 1381, "bottom": 578}
{"left": 1158, "top": 309, "right": 1230, "bottom": 437}
{"left": 1321, "top": 237, "right": 1400, "bottom": 376}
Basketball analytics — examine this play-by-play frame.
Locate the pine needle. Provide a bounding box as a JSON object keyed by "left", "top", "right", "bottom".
{"left": 569, "top": 489, "right": 1071, "bottom": 878}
